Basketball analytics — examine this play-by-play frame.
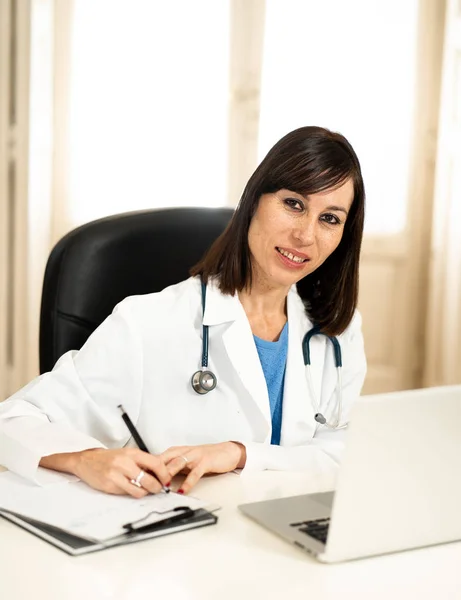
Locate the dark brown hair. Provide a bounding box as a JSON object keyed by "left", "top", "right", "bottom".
{"left": 191, "top": 126, "right": 365, "bottom": 336}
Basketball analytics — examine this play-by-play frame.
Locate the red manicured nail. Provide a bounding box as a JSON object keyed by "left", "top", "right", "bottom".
{"left": 166, "top": 482, "right": 171, "bottom": 487}
{"left": 177, "top": 489, "right": 184, "bottom": 494}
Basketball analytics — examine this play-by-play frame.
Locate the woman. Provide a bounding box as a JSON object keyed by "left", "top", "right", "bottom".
{"left": 0, "top": 126, "right": 366, "bottom": 496}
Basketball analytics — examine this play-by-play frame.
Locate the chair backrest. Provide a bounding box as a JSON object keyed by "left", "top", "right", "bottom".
{"left": 39, "top": 207, "right": 234, "bottom": 374}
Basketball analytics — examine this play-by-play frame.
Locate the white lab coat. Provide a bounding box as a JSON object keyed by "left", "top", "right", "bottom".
{"left": 0, "top": 277, "right": 366, "bottom": 484}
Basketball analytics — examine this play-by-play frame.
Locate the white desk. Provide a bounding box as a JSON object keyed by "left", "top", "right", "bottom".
{"left": 1, "top": 469, "right": 461, "bottom": 600}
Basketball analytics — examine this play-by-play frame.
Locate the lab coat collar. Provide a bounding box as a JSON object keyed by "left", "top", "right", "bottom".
{"left": 201, "top": 279, "right": 242, "bottom": 326}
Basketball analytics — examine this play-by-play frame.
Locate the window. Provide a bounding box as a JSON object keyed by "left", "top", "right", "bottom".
{"left": 68, "top": 0, "right": 230, "bottom": 226}
{"left": 259, "top": 0, "right": 419, "bottom": 234}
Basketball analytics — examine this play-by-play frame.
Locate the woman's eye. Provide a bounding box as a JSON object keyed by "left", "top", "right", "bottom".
{"left": 284, "top": 198, "right": 304, "bottom": 211}
{"left": 321, "top": 213, "right": 341, "bottom": 225}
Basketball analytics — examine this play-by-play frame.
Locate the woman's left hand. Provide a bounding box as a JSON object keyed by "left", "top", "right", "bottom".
{"left": 160, "top": 442, "right": 247, "bottom": 494}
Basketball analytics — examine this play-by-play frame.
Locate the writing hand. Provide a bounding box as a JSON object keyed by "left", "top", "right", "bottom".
{"left": 40, "top": 448, "right": 170, "bottom": 498}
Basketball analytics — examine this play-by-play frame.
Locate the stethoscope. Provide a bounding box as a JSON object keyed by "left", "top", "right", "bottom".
{"left": 191, "top": 282, "right": 348, "bottom": 430}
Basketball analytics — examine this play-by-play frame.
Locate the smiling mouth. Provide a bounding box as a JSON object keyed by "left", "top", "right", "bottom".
{"left": 276, "top": 247, "right": 309, "bottom": 264}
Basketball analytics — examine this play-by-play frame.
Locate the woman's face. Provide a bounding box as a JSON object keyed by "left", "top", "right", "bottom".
{"left": 247, "top": 178, "right": 354, "bottom": 292}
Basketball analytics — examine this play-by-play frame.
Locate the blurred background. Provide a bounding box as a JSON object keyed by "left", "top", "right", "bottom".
{"left": 1, "top": 0, "right": 460, "bottom": 400}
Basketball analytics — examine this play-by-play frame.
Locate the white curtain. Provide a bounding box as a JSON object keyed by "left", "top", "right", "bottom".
{"left": 423, "top": 0, "right": 461, "bottom": 386}
{"left": 56, "top": 0, "right": 231, "bottom": 236}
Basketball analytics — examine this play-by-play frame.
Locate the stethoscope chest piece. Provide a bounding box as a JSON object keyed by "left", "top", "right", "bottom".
{"left": 191, "top": 370, "right": 217, "bottom": 394}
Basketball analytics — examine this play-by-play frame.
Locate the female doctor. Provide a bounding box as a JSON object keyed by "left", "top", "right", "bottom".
{"left": 0, "top": 126, "right": 366, "bottom": 496}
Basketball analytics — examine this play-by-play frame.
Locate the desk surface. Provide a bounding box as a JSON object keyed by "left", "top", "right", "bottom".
{"left": 1, "top": 469, "right": 461, "bottom": 600}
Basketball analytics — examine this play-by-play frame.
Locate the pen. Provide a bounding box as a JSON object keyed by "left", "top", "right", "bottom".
{"left": 118, "top": 404, "right": 170, "bottom": 493}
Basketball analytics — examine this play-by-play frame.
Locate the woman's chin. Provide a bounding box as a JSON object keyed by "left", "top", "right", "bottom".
{"left": 266, "top": 270, "right": 307, "bottom": 290}
{"left": 253, "top": 260, "right": 311, "bottom": 290}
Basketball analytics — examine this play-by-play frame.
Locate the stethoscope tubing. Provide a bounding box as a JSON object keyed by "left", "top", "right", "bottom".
{"left": 200, "top": 280, "right": 210, "bottom": 369}
{"left": 303, "top": 326, "right": 347, "bottom": 429}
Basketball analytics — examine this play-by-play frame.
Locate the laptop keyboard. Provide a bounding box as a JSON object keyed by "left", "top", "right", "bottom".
{"left": 290, "top": 518, "right": 330, "bottom": 544}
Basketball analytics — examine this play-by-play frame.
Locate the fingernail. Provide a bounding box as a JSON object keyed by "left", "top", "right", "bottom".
{"left": 177, "top": 489, "right": 184, "bottom": 494}
{"left": 166, "top": 481, "right": 171, "bottom": 487}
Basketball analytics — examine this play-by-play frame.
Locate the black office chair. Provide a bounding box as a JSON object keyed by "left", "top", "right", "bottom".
{"left": 39, "top": 207, "right": 234, "bottom": 374}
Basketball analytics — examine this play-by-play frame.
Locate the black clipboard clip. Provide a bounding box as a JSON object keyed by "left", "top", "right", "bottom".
{"left": 122, "top": 506, "right": 196, "bottom": 534}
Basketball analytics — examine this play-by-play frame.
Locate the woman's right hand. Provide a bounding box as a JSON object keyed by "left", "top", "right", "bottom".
{"left": 40, "top": 448, "right": 171, "bottom": 498}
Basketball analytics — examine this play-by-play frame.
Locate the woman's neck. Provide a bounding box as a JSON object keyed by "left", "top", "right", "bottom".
{"left": 239, "top": 287, "right": 288, "bottom": 317}
{"left": 239, "top": 281, "right": 290, "bottom": 341}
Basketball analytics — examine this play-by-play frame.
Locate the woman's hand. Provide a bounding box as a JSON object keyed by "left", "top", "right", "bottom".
{"left": 40, "top": 448, "right": 171, "bottom": 498}
{"left": 160, "top": 442, "right": 247, "bottom": 494}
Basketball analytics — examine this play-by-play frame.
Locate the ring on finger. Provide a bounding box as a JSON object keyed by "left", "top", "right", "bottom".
{"left": 180, "top": 455, "right": 189, "bottom": 465}
{"left": 130, "top": 469, "right": 145, "bottom": 488}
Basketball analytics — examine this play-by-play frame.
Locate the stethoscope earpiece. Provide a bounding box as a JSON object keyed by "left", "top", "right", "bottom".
{"left": 191, "top": 370, "right": 217, "bottom": 394}
{"left": 314, "top": 413, "right": 327, "bottom": 425}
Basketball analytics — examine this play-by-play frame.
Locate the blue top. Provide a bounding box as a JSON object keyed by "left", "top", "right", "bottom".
{"left": 253, "top": 322, "right": 289, "bottom": 445}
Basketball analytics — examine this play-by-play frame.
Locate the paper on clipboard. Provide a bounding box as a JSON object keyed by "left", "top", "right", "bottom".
{"left": 0, "top": 471, "right": 213, "bottom": 541}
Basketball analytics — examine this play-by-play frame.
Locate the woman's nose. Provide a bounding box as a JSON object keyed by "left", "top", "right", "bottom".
{"left": 292, "top": 216, "right": 316, "bottom": 245}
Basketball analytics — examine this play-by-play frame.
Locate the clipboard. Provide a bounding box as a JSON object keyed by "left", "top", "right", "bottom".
{"left": 0, "top": 506, "right": 218, "bottom": 556}
{"left": 0, "top": 471, "right": 219, "bottom": 556}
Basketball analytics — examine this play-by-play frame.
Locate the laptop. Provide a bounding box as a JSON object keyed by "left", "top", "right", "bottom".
{"left": 239, "top": 385, "right": 461, "bottom": 563}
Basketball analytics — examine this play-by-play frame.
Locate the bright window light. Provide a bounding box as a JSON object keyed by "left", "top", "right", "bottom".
{"left": 259, "top": 0, "right": 418, "bottom": 235}
{"left": 69, "top": 0, "right": 230, "bottom": 226}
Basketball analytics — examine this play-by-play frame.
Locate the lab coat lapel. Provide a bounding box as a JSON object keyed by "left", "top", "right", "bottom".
{"left": 280, "top": 288, "right": 325, "bottom": 445}
{"left": 203, "top": 282, "right": 271, "bottom": 425}
{"left": 222, "top": 317, "right": 272, "bottom": 423}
